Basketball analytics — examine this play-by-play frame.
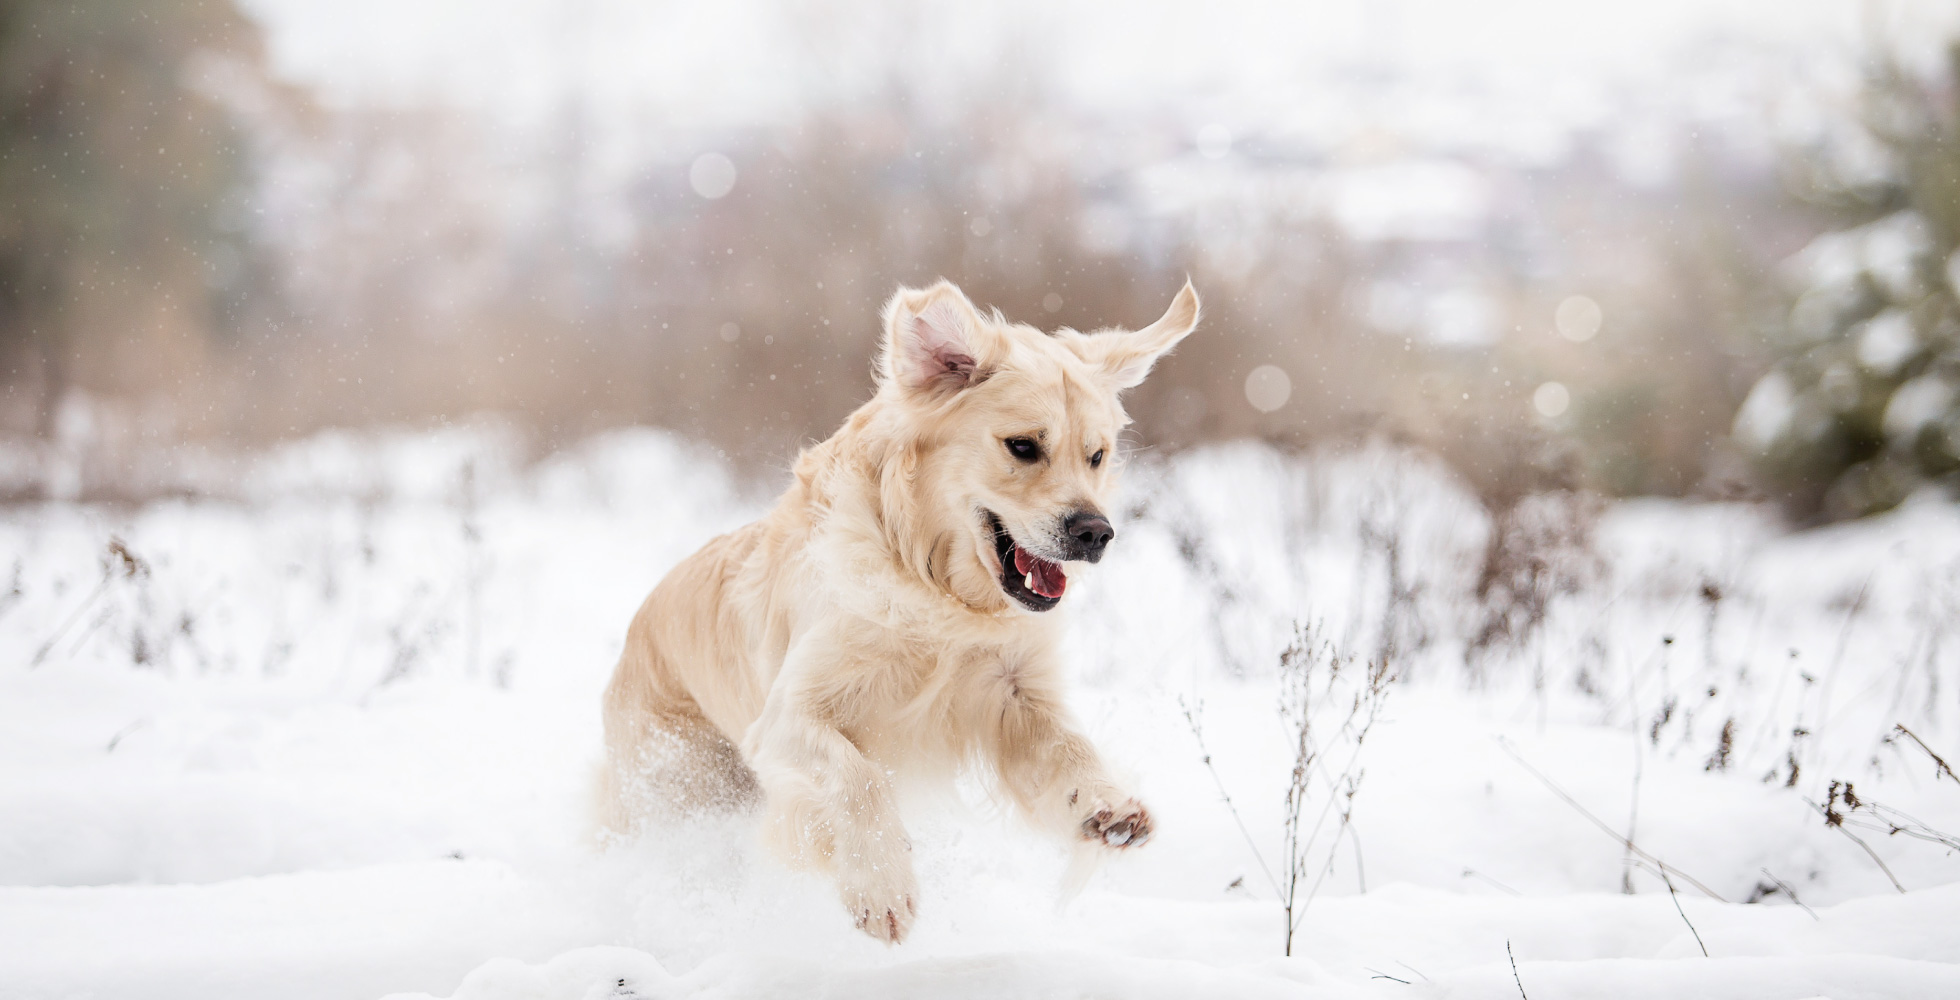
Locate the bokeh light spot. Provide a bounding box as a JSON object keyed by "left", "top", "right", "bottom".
{"left": 690, "top": 153, "right": 736, "bottom": 199}
{"left": 1245, "top": 365, "right": 1291, "bottom": 413}
{"left": 1534, "top": 381, "right": 1571, "bottom": 417}
{"left": 1556, "top": 295, "right": 1602, "bottom": 342}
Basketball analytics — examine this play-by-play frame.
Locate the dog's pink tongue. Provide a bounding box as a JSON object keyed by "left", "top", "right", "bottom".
{"left": 1012, "top": 546, "right": 1067, "bottom": 599}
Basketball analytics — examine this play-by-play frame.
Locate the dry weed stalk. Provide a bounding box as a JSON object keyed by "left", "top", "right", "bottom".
{"left": 1507, "top": 941, "right": 1530, "bottom": 1000}
{"left": 1891, "top": 725, "right": 1958, "bottom": 785}
{"left": 1465, "top": 486, "right": 1602, "bottom": 679}
{"left": 1818, "top": 775, "right": 1960, "bottom": 892}
{"left": 1751, "top": 868, "right": 1819, "bottom": 920}
{"left": 1180, "top": 621, "right": 1395, "bottom": 957}
{"left": 1816, "top": 780, "right": 1908, "bottom": 893}
{"left": 1276, "top": 623, "right": 1394, "bottom": 955}
{"left": 1497, "top": 737, "right": 1726, "bottom": 901}
{"left": 31, "top": 537, "right": 149, "bottom": 667}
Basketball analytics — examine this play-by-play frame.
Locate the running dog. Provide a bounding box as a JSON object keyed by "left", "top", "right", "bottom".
{"left": 600, "top": 279, "right": 1199, "bottom": 943}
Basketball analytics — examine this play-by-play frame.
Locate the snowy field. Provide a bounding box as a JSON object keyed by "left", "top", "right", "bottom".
{"left": 3, "top": 426, "right": 1959, "bottom": 999}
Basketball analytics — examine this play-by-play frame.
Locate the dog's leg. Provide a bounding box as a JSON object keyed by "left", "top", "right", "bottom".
{"left": 744, "top": 642, "right": 918, "bottom": 944}
{"left": 983, "top": 667, "right": 1152, "bottom": 853}
{"left": 603, "top": 706, "right": 761, "bottom": 834}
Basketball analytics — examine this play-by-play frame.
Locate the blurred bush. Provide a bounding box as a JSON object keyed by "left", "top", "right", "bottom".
{"left": 1736, "top": 41, "right": 1960, "bottom": 520}
{"left": 0, "top": 1, "right": 1847, "bottom": 514}
{"left": 0, "top": 0, "right": 279, "bottom": 439}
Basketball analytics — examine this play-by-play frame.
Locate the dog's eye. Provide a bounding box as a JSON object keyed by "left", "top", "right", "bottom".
{"left": 1089, "top": 449, "right": 1105, "bottom": 469}
{"left": 1004, "top": 437, "right": 1041, "bottom": 462}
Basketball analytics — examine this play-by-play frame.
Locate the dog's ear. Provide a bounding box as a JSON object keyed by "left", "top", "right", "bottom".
{"left": 1075, "top": 281, "right": 1200, "bottom": 390}
{"left": 881, "top": 281, "right": 994, "bottom": 397}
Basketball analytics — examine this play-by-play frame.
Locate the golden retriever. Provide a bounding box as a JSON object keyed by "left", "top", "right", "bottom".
{"left": 600, "top": 279, "right": 1199, "bottom": 943}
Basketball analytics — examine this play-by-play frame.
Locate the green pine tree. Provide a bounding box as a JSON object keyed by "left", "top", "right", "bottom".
{"left": 1737, "top": 40, "right": 1960, "bottom": 519}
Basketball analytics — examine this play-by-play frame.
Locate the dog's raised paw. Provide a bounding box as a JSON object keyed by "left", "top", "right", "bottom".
{"left": 850, "top": 892, "right": 917, "bottom": 945}
{"left": 1080, "top": 798, "right": 1152, "bottom": 849}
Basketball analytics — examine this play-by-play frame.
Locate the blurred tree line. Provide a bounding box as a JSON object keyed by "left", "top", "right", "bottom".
{"left": 6, "top": 0, "right": 1943, "bottom": 527}
{"left": 1737, "top": 40, "right": 1960, "bottom": 520}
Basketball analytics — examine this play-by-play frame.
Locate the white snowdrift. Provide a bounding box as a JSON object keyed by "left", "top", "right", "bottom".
{"left": 2, "top": 429, "right": 1957, "bottom": 998}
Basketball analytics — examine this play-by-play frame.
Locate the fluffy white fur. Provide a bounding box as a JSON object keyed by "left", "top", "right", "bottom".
{"left": 600, "top": 279, "right": 1200, "bottom": 943}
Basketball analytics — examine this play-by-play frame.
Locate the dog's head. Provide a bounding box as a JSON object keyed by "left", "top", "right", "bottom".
{"left": 875, "top": 280, "right": 1199, "bottom": 613}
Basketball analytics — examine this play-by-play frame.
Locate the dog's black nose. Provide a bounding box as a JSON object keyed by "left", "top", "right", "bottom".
{"left": 1063, "top": 511, "right": 1114, "bottom": 562}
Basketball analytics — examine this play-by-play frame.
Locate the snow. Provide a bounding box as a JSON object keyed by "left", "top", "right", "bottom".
{"left": 3, "top": 430, "right": 1959, "bottom": 998}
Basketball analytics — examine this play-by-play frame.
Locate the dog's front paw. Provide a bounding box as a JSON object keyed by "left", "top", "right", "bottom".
{"left": 1079, "top": 796, "right": 1152, "bottom": 849}
{"left": 840, "top": 869, "right": 919, "bottom": 945}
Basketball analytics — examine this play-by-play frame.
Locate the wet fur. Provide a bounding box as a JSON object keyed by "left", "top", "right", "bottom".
{"left": 600, "top": 279, "right": 1199, "bottom": 943}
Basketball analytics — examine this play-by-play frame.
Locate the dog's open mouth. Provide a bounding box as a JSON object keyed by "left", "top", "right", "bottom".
{"left": 983, "top": 510, "right": 1064, "bottom": 612}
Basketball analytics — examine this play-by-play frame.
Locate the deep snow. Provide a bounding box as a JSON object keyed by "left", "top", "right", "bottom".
{"left": 2, "top": 426, "right": 1958, "bottom": 998}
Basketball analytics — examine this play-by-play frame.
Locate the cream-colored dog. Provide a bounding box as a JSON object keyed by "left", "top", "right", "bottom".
{"left": 600, "top": 279, "right": 1199, "bottom": 943}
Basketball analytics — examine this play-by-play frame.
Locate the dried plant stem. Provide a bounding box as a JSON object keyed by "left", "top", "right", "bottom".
{"left": 1894, "top": 724, "right": 1958, "bottom": 785}
{"left": 1498, "top": 737, "right": 1726, "bottom": 901}
{"left": 1179, "top": 699, "right": 1282, "bottom": 900}
{"left": 1815, "top": 573, "right": 1872, "bottom": 749}
{"left": 1653, "top": 864, "right": 1710, "bottom": 957}
{"left": 1507, "top": 941, "right": 1530, "bottom": 1000}
{"left": 1462, "top": 868, "right": 1523, "bottom": 896}
{"left": 31, "top": 576, "right": 111, "bottom": 667}
{"left": 1623, "top": 664, "right": 1643, "bottom": 894}
{"left": 1810, "top": 800, "right": 1906, "bottom": 893}
{"left": 1760, "top": 868, "right": 1818, "bottom": 920}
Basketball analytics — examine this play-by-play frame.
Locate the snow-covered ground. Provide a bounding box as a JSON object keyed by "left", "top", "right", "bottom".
{"left": 3, "top": 427, "right": 1958, "bottom": 998}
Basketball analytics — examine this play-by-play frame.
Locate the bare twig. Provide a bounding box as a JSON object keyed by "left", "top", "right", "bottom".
{"left": 31, "top": 538, "right": 150, "bottom": 667}
{"left": 1811, "top": 798, "right": 1906, "bottom": 893}
{"left": 1651, "top": 863, "right": 1710, "bottom": 957}
{"left": 1623, "top": 657, "right": 1644, "bottom": 894}
{"left": 1498, "top": 737, "right": 1727, "bottom": 901}
{"left": 1462, "top": 868, "right": 1523, "bottom": 896}
{"left": 32, "top": 579, "right": 109, "bottom": 667}
{"left": 1507, "top": 941, "right": 1530, "bottom": 1000}
{"left": 104, "top": 718, "right": 146, "bottom": 753}
{"left": 1760, "top": 868, "right": 1819, "bottom": 920}
{"left": 1815, "top": 573, "right": 1873, "bottom": 749}
{"left": 1277, "top": 626, "right": 1392, "bottom": 955}
{"left": 1839, "top": 800, "right": 1960, "bottom": 852}
{"left": 1893, "top": 725, "right": 1959, "bottom": 785}
{"left": 1179, "top": 698, "right": 1282, "bottom": 900}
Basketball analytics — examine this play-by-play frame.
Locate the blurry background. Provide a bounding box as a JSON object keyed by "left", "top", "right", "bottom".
{"left": 4, "top": 0, "right": 1960, "bottom": 520}
{"left": 10, "top": 6, "right": 1960, "bottom": 992}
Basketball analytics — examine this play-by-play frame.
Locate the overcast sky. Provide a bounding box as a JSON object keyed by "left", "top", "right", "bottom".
{"left": 236, "top": 0, "right": 1958, "bottom": 175}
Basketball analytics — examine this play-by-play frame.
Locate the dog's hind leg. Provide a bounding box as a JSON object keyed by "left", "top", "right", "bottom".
{"left": 600, "top": 669, "right": 759, "bottom": 837}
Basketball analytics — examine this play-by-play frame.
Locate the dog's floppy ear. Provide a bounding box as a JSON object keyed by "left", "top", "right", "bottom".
{"left": 1075, "top": 281, "right": 1200, "bottom": 390}
{"left": 881, "top": 281, "right": 994, "bottom": 397}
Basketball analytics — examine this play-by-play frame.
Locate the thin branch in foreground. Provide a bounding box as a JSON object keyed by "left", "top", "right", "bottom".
{"left": 1462, "top": 868, "right": 1523, "bottom": 896}
{"left": 1811, "top": 798, "right": 1906, "bottom": 894}
{"left": 1856, "top": 801, "right": 1960, "bottom": 852}
{"left": 1497, "top": 737, "right": 1727, "bottom": 901}
{"left": 1893, "top": 724, "right": 1959, "bottom": 785}
{"left": 1507, "top": 941, "right": 1530, "bottom": 1000}
{"left": 1760, "top": 868, "right": 1819, "bottom": 921}
{"left": 1179, "top": 697, "right": 1283, "bottom": 900}
{"left": 1645, "top": 862, "right": 1710, "bottom": 957}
